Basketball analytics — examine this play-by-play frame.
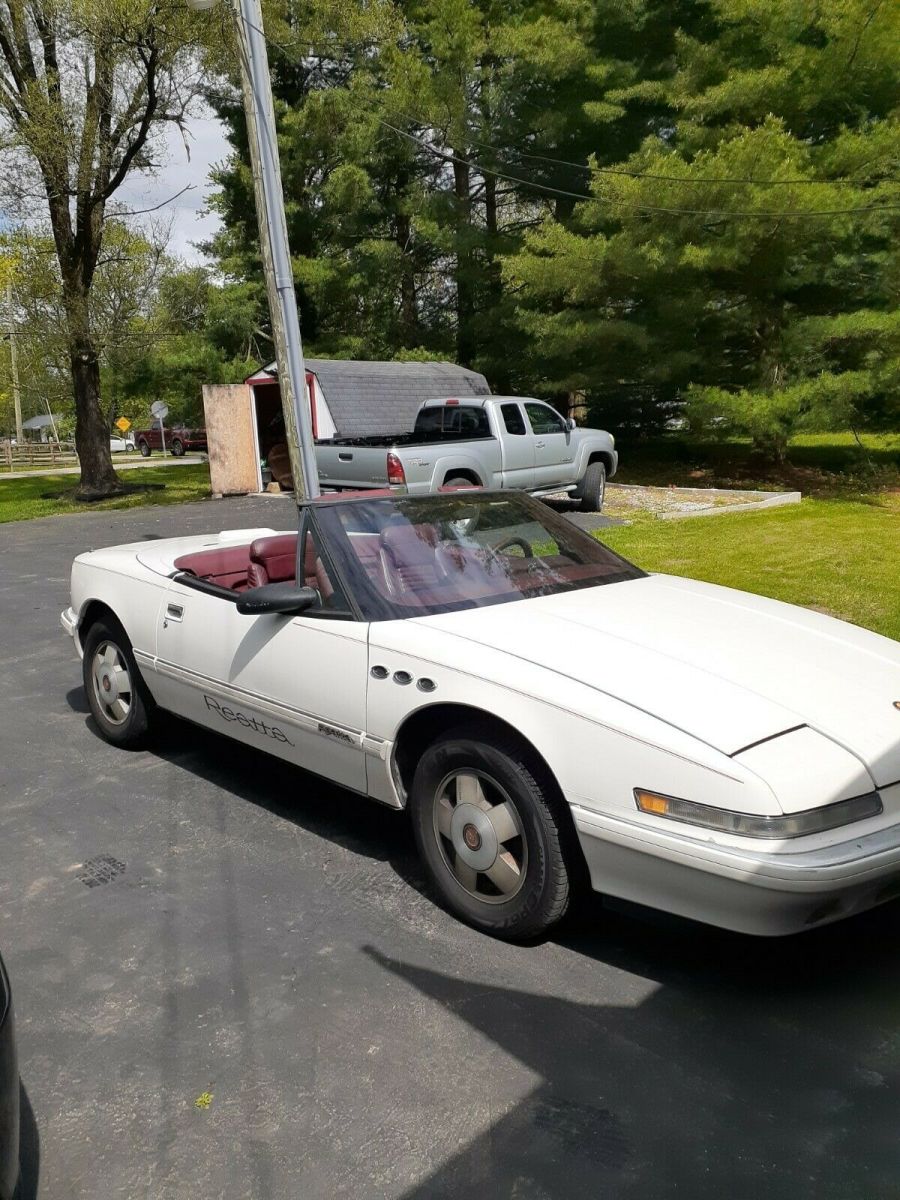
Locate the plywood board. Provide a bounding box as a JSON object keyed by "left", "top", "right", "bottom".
{"left": 202, "top": 384, "right": 259, "bottom": 495}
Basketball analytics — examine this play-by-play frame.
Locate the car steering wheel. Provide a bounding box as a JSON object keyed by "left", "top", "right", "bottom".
{"left": 492, "top": 535, "right": 534, "bottom": 558}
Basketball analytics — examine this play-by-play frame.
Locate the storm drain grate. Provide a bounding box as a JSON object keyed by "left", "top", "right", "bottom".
{"left": 77, "top": 855, "right": 126, "bottom": 888}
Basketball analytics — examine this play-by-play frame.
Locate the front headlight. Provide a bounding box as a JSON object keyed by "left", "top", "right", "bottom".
{"left": 634, "top": 788, "right": 883, "bottom": 839}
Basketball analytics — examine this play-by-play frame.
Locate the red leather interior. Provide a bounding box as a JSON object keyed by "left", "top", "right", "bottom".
{"left": 347, "top": 533, "right": 383, "bottom": 587}
{"left": 247, "top": 534, "right": 298, "bottom": 588}
{"left": 174, "top": 545, "right": 252, "bottom": 591}
{"left": 379, "top": 524, "right": 443, "bottom": 596}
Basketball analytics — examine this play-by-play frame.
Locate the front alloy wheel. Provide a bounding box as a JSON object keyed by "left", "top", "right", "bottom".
{"left": 91, "top": 641, "right": 133, "bottom": 727}
{"left": 410, "top": 730, "right": 571, "bottom": 939}
{"left": 433, "top": 770, "right": 528, "bottom": 903}
{"left": 82, "top": 618, "right": 154, "bottom": 747}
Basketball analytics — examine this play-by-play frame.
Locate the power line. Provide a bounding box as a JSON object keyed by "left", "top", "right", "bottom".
{"left": 385, "top": 107, "right": 898, "bottom": 188}
{"left": 379, "top": 119, "right": 900, "bottom": 219}
{"left": 248, "top": 23, "right": 900, "bottom": 189}
{"left": 240, "top": 12, "right": 900, "bottom": 220}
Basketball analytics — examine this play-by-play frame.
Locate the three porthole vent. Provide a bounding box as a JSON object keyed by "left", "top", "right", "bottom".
{"left": 371, "top": 665, "right": 436, "bottom": 692}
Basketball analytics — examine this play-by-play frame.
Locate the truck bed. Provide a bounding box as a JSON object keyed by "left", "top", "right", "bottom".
{"left": 316, "top": 430, "right": 493, "bottom": 449}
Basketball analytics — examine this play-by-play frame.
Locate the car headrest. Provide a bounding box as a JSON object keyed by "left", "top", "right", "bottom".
{"left": 248, "top": 534, "right": 298, "bottom": 585}
{"left": 380, "top": 523, "right": 439, "bottom": 564}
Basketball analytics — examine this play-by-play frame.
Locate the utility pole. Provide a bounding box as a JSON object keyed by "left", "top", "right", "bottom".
{"left": 6, "top": 283, "right": 22, "bottom": 445}
{"left": 230, "top": 0, "right": 319, "bottom": 499}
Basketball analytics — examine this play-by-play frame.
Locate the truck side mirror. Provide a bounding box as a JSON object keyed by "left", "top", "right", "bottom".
{"left": 566, "top": 417, "right": 576, "bottom": 431}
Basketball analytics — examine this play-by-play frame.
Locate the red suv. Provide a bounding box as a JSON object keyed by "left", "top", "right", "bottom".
{"left": 135, "top": 425, "right": 207, "bottom": 457}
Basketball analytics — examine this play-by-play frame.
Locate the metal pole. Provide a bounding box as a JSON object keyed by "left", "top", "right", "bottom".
{"left": 233, "top": 0, "right": 319, "bottom": 498}
{"left": 6, "top": 283, "right": 22, "bottom": 445}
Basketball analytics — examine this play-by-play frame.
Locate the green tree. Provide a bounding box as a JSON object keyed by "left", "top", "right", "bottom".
{"left": 208, "top": 0, "right": 649, "bottom": 385}
{"left": 0, "top": 0, "right": 217, "bottom": 496}
{"left": 107, "top": 263, "right": 255, "bottom": 424}
{"left": 505, "top": 0, "right": 900, "bottom": 455}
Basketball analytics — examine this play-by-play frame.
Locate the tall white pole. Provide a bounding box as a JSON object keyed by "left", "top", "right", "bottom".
{"left": 233, "top": 0, "right": 319, "bottom": 498}
{"left": 6, "top": 283, "right": 22, "bottom": 445}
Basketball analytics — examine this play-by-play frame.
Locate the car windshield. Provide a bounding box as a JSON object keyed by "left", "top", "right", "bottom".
{"left": 314, "top": 491, "right": 645, "bottom": 620}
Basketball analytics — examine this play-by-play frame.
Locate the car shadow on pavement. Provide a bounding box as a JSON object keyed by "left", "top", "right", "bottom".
{"left": 363, "top": 902, "right": 900, "bottom": 1200}
{"left": 67, "top": 685, "right": 425, "bottom": 884}
{"left": 16, "top": 1082, "right": 39, "bottom": 1200}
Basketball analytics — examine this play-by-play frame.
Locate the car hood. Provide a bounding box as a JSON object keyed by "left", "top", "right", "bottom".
{"left": 419, "top": 575, "right": 900, "bottom": 788}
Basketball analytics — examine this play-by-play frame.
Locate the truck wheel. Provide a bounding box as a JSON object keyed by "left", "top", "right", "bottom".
{"left": 409, "top": 729, "right": 571, "bottom": 940}
{"left": 82, "top": 618, "right": 155, "bottom": 748}
{"left": 444, "top": 474, "right": 478, "bottom": 489}
{"left": 138, "top": 440, "right": 151, "bottom": 457}
{"left": 171, "top": 438, "right": 185, "bottom": 457}
{"left": 579, "top": 462, "right": 606, "bottom": 512}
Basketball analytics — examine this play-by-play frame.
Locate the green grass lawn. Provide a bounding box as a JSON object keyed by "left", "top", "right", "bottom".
{"left": 601, "top": 495, "right": 900, "bottom": 641}
{"left": 0, "top": 462, "right": 212, "bottom": 524}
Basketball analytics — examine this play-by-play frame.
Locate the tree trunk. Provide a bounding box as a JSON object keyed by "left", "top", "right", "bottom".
{"left": 453, "top": 155, "right": 476, "bottom": 367}
{"left": 69, "top": 325, "right": 122, "bottom": 498}
{"left": 395, "top": 208, "right": 418, "bottom": 348}
{"left": 49, "top": 193, "right": 121, "bottom": 497}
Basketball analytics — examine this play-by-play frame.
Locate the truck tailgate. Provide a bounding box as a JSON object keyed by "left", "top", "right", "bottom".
{"left": 315, "top": 443, "right": 389, "bottom": 489}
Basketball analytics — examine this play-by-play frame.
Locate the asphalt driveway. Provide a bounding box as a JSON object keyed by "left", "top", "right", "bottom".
{"left": 1, "top": 496, "right": 898, "bottom": 1199}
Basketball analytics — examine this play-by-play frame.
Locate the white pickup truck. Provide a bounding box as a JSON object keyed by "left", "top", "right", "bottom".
{"left": 313, "top": 396, "right": 618, "bottom": 511}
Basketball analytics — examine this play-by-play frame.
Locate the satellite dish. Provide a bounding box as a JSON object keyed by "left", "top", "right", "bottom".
{"left": 150, "top": 401, "right": 169, "bottom": 420}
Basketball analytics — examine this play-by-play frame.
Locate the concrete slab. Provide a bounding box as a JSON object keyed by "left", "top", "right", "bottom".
{"left": 1, "top": 498, "right": 898, "bottom": 1199}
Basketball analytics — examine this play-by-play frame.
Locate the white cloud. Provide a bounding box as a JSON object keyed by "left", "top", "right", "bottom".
{"left": 117, "top": 109, "right": 233, "bottom": 263}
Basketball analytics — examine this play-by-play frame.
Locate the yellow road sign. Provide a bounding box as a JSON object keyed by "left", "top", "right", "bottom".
{"left": 115, "top": 417, "right": 131, "bottom": 433}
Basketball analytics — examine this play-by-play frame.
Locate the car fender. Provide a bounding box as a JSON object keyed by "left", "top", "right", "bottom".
{"left": 571, "top": 432, "right": 617, "bottom": 480}
{"left": 425, "top": 451, "right": 496, "bottom": 489}
{"left": 71, "top": 556, "right": 168, "bottom": 672}
{"left": 365, "top": 628, "right": 779, "bottom": 823}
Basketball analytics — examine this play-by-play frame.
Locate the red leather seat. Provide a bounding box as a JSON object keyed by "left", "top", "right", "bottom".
{"left": 174, "top": 545, "right": 253, "bottom": 591}
{"left": 379, "top": 524, "right": 443, "bottom": 596}
{"left": 247, "top": 534, "right": 298, "bottom": 588}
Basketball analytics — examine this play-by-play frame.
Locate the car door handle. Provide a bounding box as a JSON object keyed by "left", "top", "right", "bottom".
{"left": 165, "top": 603, "right": 184, "bottom": 622}
{"left": 535, "top": 441, "right": 546, "bottom": 448}
{"left": 338, "top": 452, "right": 353, "bottom": 462}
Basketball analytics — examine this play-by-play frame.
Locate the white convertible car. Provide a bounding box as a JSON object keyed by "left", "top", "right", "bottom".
{"left": 62, "top": 489, "right": 900, "bottom": 939}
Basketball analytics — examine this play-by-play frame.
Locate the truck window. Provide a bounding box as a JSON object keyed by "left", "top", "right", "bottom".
{"left": 501, "top": 403, "right": 527, "bottom": 435}
{"left": 414, "top": 408, "right": 444, "bottom": 436}
{"left": 414, "top": 405, "right": 490, "bottom": 437}
{"left": 524, "top": 402, "right": 567, "bottom": 436}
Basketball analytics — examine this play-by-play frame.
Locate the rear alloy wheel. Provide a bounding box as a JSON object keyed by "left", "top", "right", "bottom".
{"left": 171, "top": 437, "right": 185, "bottom": 457}
{"left": 579, "top": 461, "right": 606, "bottom": 512}
{"left": 138, "top": 440, "right": 151, "bottom": 457}
{"left": 444, "top": 474, "right": 477, "bottom": 489}
{"left": 82, "top": 619, "right": 154, "bottom": 748}
{"left": 410, "top": 731, "right": 571, "bottom": 939}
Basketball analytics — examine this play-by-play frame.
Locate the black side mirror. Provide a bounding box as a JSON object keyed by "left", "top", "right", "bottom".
{"left": 236, "top": 582, "right": 319, "bottom": 616}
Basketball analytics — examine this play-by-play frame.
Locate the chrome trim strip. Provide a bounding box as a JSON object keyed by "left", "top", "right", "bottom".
{"left": 362, "top": 735, "right": 390, "bottom": 759}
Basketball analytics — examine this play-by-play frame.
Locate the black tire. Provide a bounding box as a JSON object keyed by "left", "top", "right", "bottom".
{"left": 409, "top": 729, "right": 571, "bottom": 939}
{"left": 579, "top": 461, "right": 606, "bottom": 512}
{"left": 138, "top": 440, "right": 151, "bottom": 457}
{"left": 171, "top": 437, "right": 185, "bottom": 457}
{"left": 82, "top": 617, "right": 155, "bottom": 748}
{"left": 443, "top": 474, "right": 478, "bottom": 489}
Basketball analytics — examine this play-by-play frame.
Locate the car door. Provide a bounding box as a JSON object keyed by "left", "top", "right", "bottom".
{"left": 154, "top": 516, "right": 369, "bottom": 793}
{"left": 496, "top": 401, "right": 536, "bottom": 487}
{"left": 523, "top": 402, "right": 576, "bottom": 488}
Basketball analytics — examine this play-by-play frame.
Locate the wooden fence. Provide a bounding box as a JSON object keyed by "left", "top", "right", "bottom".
{"left": 2, "top": 441, "right": 78, "bottom": 470}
